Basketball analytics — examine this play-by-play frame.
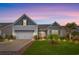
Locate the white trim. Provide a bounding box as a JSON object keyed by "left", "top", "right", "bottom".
{"left": 23, "top": 19, "right": 27, "bottom": 26}
{"left": 0, "top": 30, "right": 1, "bottom": 35}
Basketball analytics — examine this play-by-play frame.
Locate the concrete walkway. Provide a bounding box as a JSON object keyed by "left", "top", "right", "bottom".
{"left": 0, "top": 39, "right": 32, "bottom": 55}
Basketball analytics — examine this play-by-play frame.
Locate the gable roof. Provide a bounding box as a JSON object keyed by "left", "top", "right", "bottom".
{"left": 47, "top": 22, "right": 61, "bottom": 29}
{"left": 14, "top": 14, "right": 37, "bottom": 25}
{"left": 52, "top": 22, "right": 60, "bottom": 26}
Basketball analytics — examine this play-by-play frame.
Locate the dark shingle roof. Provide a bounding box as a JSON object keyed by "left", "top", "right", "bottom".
{"left": 14, "top": 14, "right": 37, "bottom": 25}
{"left": 48, "top": 22, "right": 61, "bottom": 28}
{"left": 38, "top": 24, "right": 50, "bottom": 29}
{"left": 52, "top": 22, "right": 60, "bottom": 26}
{"left": 0, "top": 23, "right": 13, "bottom": 29}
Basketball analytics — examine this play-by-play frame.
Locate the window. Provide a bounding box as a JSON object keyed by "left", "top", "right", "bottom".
{"left": 52, "top": 30, "right": 59, "bottom": 35}
{"left": 23, "top": 19, "right": 27, "bottom": 26}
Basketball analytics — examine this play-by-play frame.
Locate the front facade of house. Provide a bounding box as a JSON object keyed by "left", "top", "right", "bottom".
{"left": 0, "top": 14, "right": 74, "bottom": 40}
{"left": 0, "top": 14, "right": 38, "bottom": 39}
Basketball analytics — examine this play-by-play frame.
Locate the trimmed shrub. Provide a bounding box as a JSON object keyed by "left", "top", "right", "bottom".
{"left": 47, "top": 34, "right": 60, "bottom": 40}
{"left": 47, "top": 34, "right": 53, "bottom": 40}
{"left": 33, "top": 35, "right": 38, "bottom": 40}
{"left": 60, "top": 37, "right": 68, "bottom": 40}
{"left": 52, "top": 34, "right": 60, "bottom": 40}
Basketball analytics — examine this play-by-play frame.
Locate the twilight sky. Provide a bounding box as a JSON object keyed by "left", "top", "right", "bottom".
{"left": 0, "top": 3, "right": 79, "bottom": 25}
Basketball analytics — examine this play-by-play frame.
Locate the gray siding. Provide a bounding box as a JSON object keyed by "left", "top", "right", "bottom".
{"left": 1, "top": 24, "right": 13, "bottom": 35}
{"left": 48, "top": 26, "right": 61, "bottom": 35}
{"left": 60, "top": 29, "right": 66, "bottom": 37}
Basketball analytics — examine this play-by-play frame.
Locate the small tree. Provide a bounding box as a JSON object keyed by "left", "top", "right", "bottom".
{"left": 66, "top": 22, "right": 77, "bottom": 40}
{"left": 72, "top": 31, "right": 79, "bottom": 41}
{"left": 47, "top": 34, "right": 53, "bottom": 40}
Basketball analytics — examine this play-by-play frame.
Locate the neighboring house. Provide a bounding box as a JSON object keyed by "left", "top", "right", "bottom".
{"left": 0, "top": 14, "right": 78, "bottom": 40}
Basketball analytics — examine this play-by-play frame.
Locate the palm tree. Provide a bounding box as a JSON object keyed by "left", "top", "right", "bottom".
{"left": 65, "top": 22, "right": 77, "bottom": 40}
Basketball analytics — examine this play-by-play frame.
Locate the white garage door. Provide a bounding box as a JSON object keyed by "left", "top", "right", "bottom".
{"left": 15, "top": 32, "right": 34, "bottom": 39}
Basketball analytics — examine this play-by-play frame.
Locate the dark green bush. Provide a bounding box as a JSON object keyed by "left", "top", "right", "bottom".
{"left": 0, "top": 35, "right": 4, "bottom": 42}
{"left": 5, "top": 35, "right": 16, "bottom": 40}
{"left": 60, "top": 37, "right": 66, "bottom": 40}
{"left": 8, "top": 35, "right": 13, "bottom": 40}
{"left": 47, "top": 34, "right": 60, "bottom": 40}
{"left": 34, "top": 35, "right": 38, "bottom": 40}
{"left": 72, "top": 31, "right": 79, "bottom": 36}
{"left": 52, "top": 34, "right": 60, "bottom": 40}
{"left": 47, "top": 34, "right": 53, "bottom": 40}
{"left": 5, "top": 35, "right": 9, "bottom": 39}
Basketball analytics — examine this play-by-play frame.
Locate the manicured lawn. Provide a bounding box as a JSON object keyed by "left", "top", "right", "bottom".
{"left": 23, "top": 40, "right": 79, "bottom": 55}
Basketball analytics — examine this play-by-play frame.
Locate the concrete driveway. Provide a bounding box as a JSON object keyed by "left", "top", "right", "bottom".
{"left": 0, "top": 39, "right": 33, "bottom": 55}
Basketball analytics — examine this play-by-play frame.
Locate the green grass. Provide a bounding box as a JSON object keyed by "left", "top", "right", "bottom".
{"left": 23, "top": 40, "right": 79, "bottom": 55}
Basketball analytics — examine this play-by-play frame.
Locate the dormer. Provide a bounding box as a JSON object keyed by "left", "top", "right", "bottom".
{"left": 52, "top": 21, "right": 60, "bottom": 26}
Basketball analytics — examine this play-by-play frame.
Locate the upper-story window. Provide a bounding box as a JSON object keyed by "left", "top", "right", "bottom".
{"left": 23, "top": 19, "right": 27, "bottom": 26}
